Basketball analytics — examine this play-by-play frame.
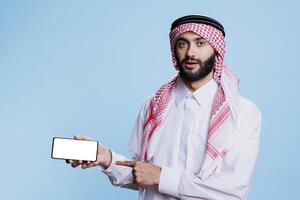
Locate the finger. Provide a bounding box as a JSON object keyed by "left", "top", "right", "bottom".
{"left": 71, "top": 160, "right": 81, "bottom": 168}
{"left": 115, "top": 161, "right": 136, "bottom": 167}
{"left": 81, "top": 160, "right": 89, "bottom": 167}
{"left": 81, "top": 163, "right": 88, "bottom": 169}
{"left": 66, "top": 159, "right": 74, "bottom": 164}
{"left": 82, "top": 162, "right": 97, "bottom": 169}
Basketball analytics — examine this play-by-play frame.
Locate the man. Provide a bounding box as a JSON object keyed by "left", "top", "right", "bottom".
{"left": 67, "top": 15, "right": 262, "bottom": 200}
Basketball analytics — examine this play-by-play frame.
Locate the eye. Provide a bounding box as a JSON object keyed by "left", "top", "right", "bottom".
{"left": 196, "top": 40, "right": 206, "bottom": 47}
{"left": 176, "top": 40, "right": 188, "bottom": 49}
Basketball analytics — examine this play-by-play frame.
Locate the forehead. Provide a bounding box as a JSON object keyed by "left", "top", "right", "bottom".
{"left": 177, "top": 31, "right": 202, "bottom": 40}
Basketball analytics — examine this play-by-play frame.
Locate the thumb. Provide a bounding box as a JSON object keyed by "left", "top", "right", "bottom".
{"left": 74, "top": 134, "right": 94, "bottom": 141}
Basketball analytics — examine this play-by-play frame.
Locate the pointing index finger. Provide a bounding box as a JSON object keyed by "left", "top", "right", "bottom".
{"left": 115, "top": 160, "right": 136, "bottom": 167}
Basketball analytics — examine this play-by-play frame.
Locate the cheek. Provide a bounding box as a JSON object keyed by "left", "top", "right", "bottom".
{"left": 201, "top": 46, "right": 215, "bottom": 60}
{"left": 175, "top": 49, "right": 186, "bottom": 62}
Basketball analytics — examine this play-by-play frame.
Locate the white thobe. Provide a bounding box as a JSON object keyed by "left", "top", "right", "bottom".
{"left": 101, "top": 77, "right": 262, "bottom": 200}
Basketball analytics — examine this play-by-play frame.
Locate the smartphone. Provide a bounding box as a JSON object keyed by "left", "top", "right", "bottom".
{"left": 51, "top": 137, "right": 98, "bottom": 161}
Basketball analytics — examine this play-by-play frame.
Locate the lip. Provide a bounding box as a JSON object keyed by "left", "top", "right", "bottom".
{"left": 184, "top": 62, "right": 198, "bottom": 70}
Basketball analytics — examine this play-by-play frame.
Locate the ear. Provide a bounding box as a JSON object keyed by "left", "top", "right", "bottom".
{"left": 173, "top": 52, "right": 180, "bottom": 70}
{"left": 174, "top": 60, "right": 180, "bottom": 70}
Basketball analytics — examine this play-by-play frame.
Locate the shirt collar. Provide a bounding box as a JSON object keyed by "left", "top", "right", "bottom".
{"left": 175, "top": 76, "right": 218, "bottom": 108}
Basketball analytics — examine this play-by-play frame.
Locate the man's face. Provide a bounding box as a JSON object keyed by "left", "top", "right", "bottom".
{"left": 175, "top": 31, "right": 215, "bottom": 81}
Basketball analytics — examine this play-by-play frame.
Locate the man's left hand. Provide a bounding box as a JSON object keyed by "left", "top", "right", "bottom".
{"left": 116, "top": 161, "right": 161, "bottom": 186}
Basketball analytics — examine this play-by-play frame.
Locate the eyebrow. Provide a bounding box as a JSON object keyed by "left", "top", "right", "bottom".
{"left": 176, "top": 36, "right": 204, "bottom": 43}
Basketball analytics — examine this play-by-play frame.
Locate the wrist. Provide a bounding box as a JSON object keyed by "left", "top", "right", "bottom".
{"left": 155, "top": 167, "right": 162, "bottom": 185}
{"left": 99, "top": 149, "right": 112, "bottom": 169}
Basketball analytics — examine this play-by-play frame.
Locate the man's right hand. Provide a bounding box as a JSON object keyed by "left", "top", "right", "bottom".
{"left": 66, "top": 135, "right": 112, "bottom": 170}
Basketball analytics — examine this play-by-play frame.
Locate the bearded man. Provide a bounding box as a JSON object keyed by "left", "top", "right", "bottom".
{"left": 67, "top": 15, "right": 262, "bottom": 200}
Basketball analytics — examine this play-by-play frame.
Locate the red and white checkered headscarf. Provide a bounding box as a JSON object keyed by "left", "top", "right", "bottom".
{"left": 140, "top": 22, "right": 240, "bottom": 172}
{"left": 170, "top": 23, "right": 226, "bottom": 83}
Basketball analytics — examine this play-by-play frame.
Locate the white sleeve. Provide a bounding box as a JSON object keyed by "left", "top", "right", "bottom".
{"left": 100, "top": 98, "right": 150, "bottom": 190}
{"left": 158, "top": 106, "right": 262, "bottom": 200}
{"left": 100, "top": 150, "right": 138, "bottom": 190}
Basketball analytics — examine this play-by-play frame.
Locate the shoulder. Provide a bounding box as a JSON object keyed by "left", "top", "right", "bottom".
{"left": 138, "top": 76, "right": 178, "bottom": 119}
{"left": 137, "top": 95, "right": 153, "bottom": 120}
{"left": 237, "top": 96, "right": 262, "bottom": 132}
{"left": 239, "top": 96, "right": 262, "bottom": 119}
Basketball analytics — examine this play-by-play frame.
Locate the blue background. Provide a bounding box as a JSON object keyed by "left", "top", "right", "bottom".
{"left": 1, "top": 0, "right": 299, "bottom": 199}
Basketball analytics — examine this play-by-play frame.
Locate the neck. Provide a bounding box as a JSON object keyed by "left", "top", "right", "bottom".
{"left": 181, "top": 71, "right": 214, "bottom": 92}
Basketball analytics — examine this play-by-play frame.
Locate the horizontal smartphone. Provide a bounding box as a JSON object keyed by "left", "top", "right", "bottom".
{"left": 51, "top": 137, "right": 98, "bottom": 161}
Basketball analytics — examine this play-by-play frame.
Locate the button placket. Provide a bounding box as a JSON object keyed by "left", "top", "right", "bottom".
{"left": 179, "top": 95, "right": 197, "bottom": 169}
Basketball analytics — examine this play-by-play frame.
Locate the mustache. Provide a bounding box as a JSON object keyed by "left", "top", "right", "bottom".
{"left": 181, "top": 56, "right": 202, "bottom": 65}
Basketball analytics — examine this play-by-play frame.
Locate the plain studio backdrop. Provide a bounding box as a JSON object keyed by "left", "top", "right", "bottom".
{"left": 0, "top": 0, "right": 299, "bottom": 199}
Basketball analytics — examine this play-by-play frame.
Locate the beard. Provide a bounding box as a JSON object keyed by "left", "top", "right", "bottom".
{"left": 177, "top": 53, "right": 215, "bottom": 82}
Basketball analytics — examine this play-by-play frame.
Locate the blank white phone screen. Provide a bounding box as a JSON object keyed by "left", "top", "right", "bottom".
{"left": 52, "top": 138, "right": 98, "bottom": 161}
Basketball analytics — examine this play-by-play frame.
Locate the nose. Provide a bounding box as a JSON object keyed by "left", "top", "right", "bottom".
{"left": 186, "top": 43, "right": 197, "bottom": 58}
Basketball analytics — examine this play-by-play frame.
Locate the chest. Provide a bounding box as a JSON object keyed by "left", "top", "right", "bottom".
{"left": 146, "top": 99, "right": 212, "bottom": 169}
